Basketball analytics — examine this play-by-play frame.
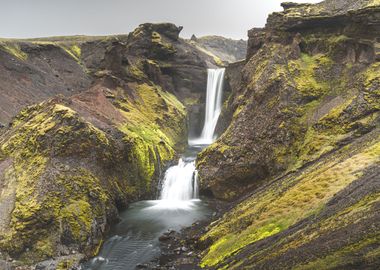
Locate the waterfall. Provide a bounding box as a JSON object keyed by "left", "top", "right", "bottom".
{"left": 160, "top": 159, "right": 197, "bottom": 201}
{"left": 155, "top": 68, "right": 225, "bottom": 206}
{"left": 190, "top": 68, "right": 225, "bottom": 146}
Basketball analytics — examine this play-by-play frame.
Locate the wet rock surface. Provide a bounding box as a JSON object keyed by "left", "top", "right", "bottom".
{"left": 145, "top": 199, "right": 228, "bottom": 270}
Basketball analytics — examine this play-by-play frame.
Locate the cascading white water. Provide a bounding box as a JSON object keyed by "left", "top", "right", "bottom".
{"left": 154, "top": 68, "right": 225, "bottom": 207}
{"left": 190, "top": 68, "right": 225, "bottom": 145}
{"left": 160, "top": 159, "right": 198, "bottom": 201}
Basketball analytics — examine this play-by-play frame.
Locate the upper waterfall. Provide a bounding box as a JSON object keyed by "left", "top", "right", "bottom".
{"left": 190, "top": 68, "right": 225, "bottom": 145}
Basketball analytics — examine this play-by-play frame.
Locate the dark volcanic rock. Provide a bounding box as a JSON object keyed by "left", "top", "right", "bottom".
{"left": 188, "top": 35, "right": 247, "bottom": 64}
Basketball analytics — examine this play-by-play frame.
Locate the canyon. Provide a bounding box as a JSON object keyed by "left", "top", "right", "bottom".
{"left": 0, "top": 0, "right": 379, "bottom": 269}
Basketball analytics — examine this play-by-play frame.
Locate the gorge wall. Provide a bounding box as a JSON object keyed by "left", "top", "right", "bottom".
{"left": 196, "top": 0, "right": 380, "bottom": 269}
{"left": 0, "top": 23, "right": 231, "bottom": 268}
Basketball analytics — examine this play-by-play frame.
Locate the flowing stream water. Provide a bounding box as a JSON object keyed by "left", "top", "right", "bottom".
{"left": 83, "top": 68, "right": 225, "bottom": 270}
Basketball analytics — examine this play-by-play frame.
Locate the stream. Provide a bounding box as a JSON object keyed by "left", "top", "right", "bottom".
{"left": 82, "top": 68, "right": 225, "bottom": 270}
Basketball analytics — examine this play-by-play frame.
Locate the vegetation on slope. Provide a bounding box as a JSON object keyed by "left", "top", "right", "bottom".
{"left": 196, "top": 1, "right": 380, "bottom": 269}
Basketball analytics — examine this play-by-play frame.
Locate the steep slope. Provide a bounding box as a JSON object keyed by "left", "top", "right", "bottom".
{"left": 196, "top": 1, "right": 380, "bottom": 269}
{"left": 0, "top": 40, "right": 91, "bottom": 125}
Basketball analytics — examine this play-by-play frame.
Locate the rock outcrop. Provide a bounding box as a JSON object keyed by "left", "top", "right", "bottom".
{"left": 187, "top": 35, "right": 247, "bottom": 64}
{"left": 197, "top": 1, "right": 380, "bottom": 269}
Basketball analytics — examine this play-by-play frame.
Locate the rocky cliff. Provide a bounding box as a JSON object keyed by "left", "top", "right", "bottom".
{"left": 0, "top": 23, "right": 221, "bottom": 268}
{"left": 187, "top": 35, "right": 247, "bottom": 64}
{"left": 196, "top": 0, "right": 380, "bottom": 269}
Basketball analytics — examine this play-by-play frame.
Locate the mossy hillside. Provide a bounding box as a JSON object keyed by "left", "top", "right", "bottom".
{"left": 198, "top": 32, "right": 380, "bottom": 201}
{"left": 284, "top": 58, "right": 380, "bottom": 170}
{"left": 200, "top": 137, "right": 380, "bottom": 268}
{"left": 218, "top": 184, "right": 380, "bottom": 269}
{"left": 0, "top": 102, "right": 117, "bottom": 262}
{"left": 286, "top": 194, "right": 380, "bottom": 270}
{"left": 115, "top": 82, "right": 187, "bottom": 189}
{"left": 0, "top": 41, "right": 28, "bottom": 61}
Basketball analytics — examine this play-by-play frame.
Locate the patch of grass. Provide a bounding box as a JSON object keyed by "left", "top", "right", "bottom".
{"left": 0, "top": 42, "right": 28, "bottom": 60}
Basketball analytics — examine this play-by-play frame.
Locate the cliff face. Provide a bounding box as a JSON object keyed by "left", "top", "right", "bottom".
{"left": 198, "top": 0, "right": 380, "bottom": 200}
{"left": 187, "top": 35, "right": 247, "bottom": 64}
{"left": 197, "top": 1, "right": 380, "bottom": 269}
{"left": 0, "top": 23, "right": 220, "bottom": 267}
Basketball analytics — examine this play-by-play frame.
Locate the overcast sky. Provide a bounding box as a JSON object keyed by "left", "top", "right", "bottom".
{"left": 1, "top": 0, "right": 322, "bottom": 40}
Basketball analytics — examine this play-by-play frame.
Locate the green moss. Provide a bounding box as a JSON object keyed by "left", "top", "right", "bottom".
{"left": 114, "top": 83, "right": 186, "bottom": 190}
{"left": 362, "top": 62, "right": 380, "bottom": 110}
{"left": 70, "top": 45, "right": 81, "bottom": 58}
{"left": 0, "top": 102, "right": 113, "bottom": 261}
{"left": 289, "top": 53, "right": 332, "bottom": 99}
{"left": 116, "top": 83, "right": 185, "bottom": 147}
{"left": 0, "top": 42, "right": 28, "bottom": 61}
{"left": 127, "top": 65, "right": 147, "bottom": 80}
{"left": 60, "top": 44, "right": 82, "bottom": 62}
{"left": 60, "top": 200, "right": 92, "bottom": 242}
{"left": 200, "top": 139, "right": 380, "bottom": 268}
{"left": 151, "top": 31, "right": 176, "bottom": 55}
{"left": 293, "top": 235, "right": 380, "bottom": 270}
{"left": 56, "top": 257, "right": 78, "bottom": 270}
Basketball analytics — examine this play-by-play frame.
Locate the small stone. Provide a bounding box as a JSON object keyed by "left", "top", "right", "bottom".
{"left": 159, "top": 235, "right": 171, "bottom": 241}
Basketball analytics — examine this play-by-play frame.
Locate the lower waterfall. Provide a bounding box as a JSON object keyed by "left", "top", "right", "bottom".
{"left": 160, "top": 158, "right": 198, "bottom": 201}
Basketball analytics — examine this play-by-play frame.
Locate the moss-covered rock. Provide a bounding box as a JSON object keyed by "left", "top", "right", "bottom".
{"left": 196, "top": 1, "right": 380, "bottom": 269}
{"left": 0, "top": 78, "right": 186, "bottom": 265}
{"left": 200, "top": 133, "right": 380, "bottom": 268}
{"left": 197, "top": 17, "right": 380, "bottom": 201}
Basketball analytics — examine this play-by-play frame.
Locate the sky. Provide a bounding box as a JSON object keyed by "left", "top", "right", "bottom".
{"left": 0, "top": 0, "right": 322, "bottom": 40}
